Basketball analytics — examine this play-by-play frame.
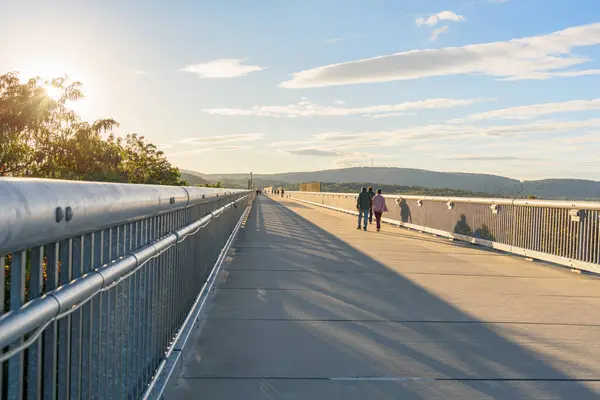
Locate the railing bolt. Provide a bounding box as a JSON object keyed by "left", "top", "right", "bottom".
{"left": 55, "top": 207, "right": 65, "bottom": 223}
{"left": 65, "top": 206, "right": 73, "bottom": 222}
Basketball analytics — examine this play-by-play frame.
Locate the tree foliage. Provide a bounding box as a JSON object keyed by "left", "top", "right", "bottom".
{"left": 0, "top": 72, "right": 185, "bottom": 185}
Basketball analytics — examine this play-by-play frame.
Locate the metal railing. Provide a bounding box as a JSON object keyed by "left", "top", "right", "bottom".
{"left": 0, "top": 178, "right": 251, "bottom": 399}
{"left": 287, "top": 191, "right": 600, "bottom": 275}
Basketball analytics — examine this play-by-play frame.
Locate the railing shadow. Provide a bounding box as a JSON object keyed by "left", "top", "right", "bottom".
{"left": 227, "top": 196, "right": 600, "bottom": 398}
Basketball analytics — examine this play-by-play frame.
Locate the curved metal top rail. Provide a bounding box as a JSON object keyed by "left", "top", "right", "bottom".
{"left": 288, "top": 191, "right": 600, "bottom": 210}
{"left": 0, "top": 177, "right": 248, "bottom": 253}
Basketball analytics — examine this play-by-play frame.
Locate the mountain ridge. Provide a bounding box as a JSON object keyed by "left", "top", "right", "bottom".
{"left": 181, "top": 167, "right": 600, "bottom": 199}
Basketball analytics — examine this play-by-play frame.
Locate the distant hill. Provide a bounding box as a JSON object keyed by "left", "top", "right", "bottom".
{"left": 186, "top": 167, "right": 600, "bottom": 200}
{"left": 180, "top": 170, "right": 210, "bottom": 186}
{"left": 522, "top": 179, "right": 600, "bottom": 199}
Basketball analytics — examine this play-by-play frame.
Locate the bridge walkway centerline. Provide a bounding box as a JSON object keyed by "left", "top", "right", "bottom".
{"left": 166, "top": 195, "right": 600, "bottom": 399}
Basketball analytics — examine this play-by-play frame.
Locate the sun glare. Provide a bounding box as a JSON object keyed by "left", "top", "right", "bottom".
{"left": 21, "top": 59, "right": 96, "bottom": 119}
{"left": 43, "top": 85, "right": 63, "bottom": 101}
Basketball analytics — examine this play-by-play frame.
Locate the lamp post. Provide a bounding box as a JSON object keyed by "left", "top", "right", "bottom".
{"left": 250, "top": 172, "right": 253, "bottom": 190}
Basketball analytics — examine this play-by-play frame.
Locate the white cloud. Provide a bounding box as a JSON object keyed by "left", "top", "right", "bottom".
{"left": 203, "top": 98, "right": 489, "bottom": 118}
{"left": 267, "top": 118, "right": 600, "bottom": 154}
{"left": 443, "top": 155, "right": 526, "bottom": 161}
{"left": 499, "top": 69, "right": 600, "bottom": 81}
{"left": 430, "top": 26, "right": 450, "bottom": 41}
{"left": 454, "top": 98, "right": 600, "bottom": 122}
{"left": 280, "top": 22, "right": 600, "bottom": 88}
{"left": 327, "top": 34, "right": 363, "bottom": 44}
{"left": 365, "top": 112, "right": 411, "bottom": 119}
{"left": 334, "top": 100, "right": 346, "bottom": 105}
{"left": 181, "top": 59, "right": 265, "bottom": 78}
{"left": 170, "top": 146, "right": 248, "bottom": 156}
{"left": 416, "top": 11, "right": 466, "bottom": 27}
{"left": 128, "top": 69, "right": 149, "bottom": 75}
{"left": 174, "top": 133, "right": 264, "bottom": 145}
{"left": 282, "top": 149, "right": 342, "bottom": 157}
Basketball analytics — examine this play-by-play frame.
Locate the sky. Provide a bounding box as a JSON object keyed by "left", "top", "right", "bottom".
{"left": 1, "top": 0, "right": 600, "bottom": 180}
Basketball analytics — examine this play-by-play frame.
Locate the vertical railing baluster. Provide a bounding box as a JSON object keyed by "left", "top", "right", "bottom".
{"left": 100, "top": 229, "right": 110, "bottom": 400}
{"left": 121, "top": 223, "right": 132, "bottom": 398}
{"left": 114, "top": 226, "right": 125, "bottom": 400}
{"left": 96, "top": 232, "right": 104, "bottom": 400}
{"left": 109, "top": 227, "right": 118, "bottom": 399}
{"left": 8, "top": 251, "right": 26, "bottom": 399}
{"left": 136, "top": 220, "right": 146, "bottom": 395}
{"left": 57, "top": 239, "right": 73, "bottom": 399}
{"left": 70, "top": 236, "right": 84, "bottom": 399}
{"left": 43, "top": 243, "right": 59, "bottom": 400}
{"left": 130, "top": 221, "right": 140, "bottom": 398}
{"left": 27, "top": 246, "right": 44, "bottom": 400}
{"left": 81, "top": 233, "right": 94, "bottom": 400}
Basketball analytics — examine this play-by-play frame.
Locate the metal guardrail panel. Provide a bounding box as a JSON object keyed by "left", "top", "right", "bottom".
{"left": 0, "top": 178, "right": 246, "bottom": 254}
{"left": 288, "top": 191, "right": 600, "bottom": 274}
{"left": 0, "top": 178, "right": 251, "bottom": 399}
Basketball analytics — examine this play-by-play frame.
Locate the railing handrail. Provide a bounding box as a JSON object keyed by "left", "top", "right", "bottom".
{"left": 0, "top": 177, "right": 248, "bottom": 253}
{"left": 0, "top": 193, "right": 251, "bottom": 357}
{"left": 287, "top": 191, "right": 600, "bottom": 210}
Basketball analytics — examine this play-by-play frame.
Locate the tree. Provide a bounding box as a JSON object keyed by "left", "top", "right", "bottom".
{"left": 202, "top": 181, "right": 222, "bottom": 188}
{"left": 113, "top": 133, "right": 185, "bottom": 185}
{"left": 0, "top": 72, "right": 185, "bottom": 185}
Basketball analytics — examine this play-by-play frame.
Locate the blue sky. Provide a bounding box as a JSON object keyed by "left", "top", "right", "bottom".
{"left": 1, "top": 0, "right": 600, "bottom": 180}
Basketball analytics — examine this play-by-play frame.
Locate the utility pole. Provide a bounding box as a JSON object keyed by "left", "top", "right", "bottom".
{"left": 250, "top": 172, "right": 253, "bottom": 190}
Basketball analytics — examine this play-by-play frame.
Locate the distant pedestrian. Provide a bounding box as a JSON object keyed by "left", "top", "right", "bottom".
{"left": 372, "top": 189, "right": 388, "bottom": 232}
{"left": 356, "top": 187, "right": 371, "bottom": 231}
{"left": 367, "top": 186, "right": 375, "bottom": 224}
{"left": 281, "top": 189, "right": 285, "bottom": 197}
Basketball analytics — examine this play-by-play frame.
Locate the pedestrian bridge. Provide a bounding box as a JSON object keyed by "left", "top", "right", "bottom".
{"left": 1, "top": 179, "right": 600, "bottom": 399}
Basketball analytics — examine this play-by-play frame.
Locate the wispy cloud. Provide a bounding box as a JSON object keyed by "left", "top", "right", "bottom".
{"left": 128, "top": 69, "right": 149, "bottom": 75}
{"left": 181, "top": 59, "right": 265, "bottom": 78}
{"left": 203, "top": 98, "right": 489, "bottom": 118}
{"left": 174, "top": 133, "right": 264, "bottom": 145}
{"left": 430, "top": 26, "right": 450, "bottom": 41}
{"left": 365, "top": 112, "right": 412, "bottom": 119}
{"left": 443, "top": 155, "right": 525, "bottom": 161}
{"left": 280, "top": 22, "right": 600, "bottom": 88}
{"left": 326, "top": 34, "right": 363, "bottom": 44}
{"left": 282, "top": 149, "right": 342, "bottom": 157}
{"left": 170, "top": 146, "right": 248, "bottom": 156}
{"left": 267, "top": 118, "right": 600, "bottom": 154}
{"left": 416, "top": 11, "right": 466, "bottom": 27}
{"left": 452, "top": 98, "right": 600, "bottom": 122}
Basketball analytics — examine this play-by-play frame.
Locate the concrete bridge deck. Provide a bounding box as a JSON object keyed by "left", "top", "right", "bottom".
{"left": 166, "top": 196, "right": 600, "bottom": 399}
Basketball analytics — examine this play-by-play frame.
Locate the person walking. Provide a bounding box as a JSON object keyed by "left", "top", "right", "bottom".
{"left": 372, "top": 189, "right": 388, "bottom": 232}
{"left": 367, "top": 186, "right": 376, "bottom": 224}
{"left": 356, "top": 187, "right": 371, "bottom": 231}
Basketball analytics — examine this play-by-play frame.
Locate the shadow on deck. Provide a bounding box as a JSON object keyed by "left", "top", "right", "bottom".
{"left": 167, "top": 196, "right": 600, "bottom": 399}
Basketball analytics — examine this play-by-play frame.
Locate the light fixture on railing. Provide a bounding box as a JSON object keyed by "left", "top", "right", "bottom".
{"left": 569, "top": 209, "right": 582, "bottom": 222}
{"left": 447, "top": 201, "right": 455, "bottom": 210}
{"left": 490, "top": 204, "right": 500, "bottom": 214}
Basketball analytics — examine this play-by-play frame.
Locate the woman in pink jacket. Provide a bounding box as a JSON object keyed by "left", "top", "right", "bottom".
{"left": 372, "top": 189, "right": 388, "bottom": 232}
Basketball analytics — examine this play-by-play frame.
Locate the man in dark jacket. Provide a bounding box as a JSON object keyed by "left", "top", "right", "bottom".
{"left": 367, "top": 186, "right": 376, "bottom": 224}
{"left": 356, "top": 187, "right": 371, "bottom": 231}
